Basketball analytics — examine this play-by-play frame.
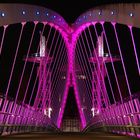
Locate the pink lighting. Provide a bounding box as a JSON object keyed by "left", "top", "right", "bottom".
{"left": 0, "top": 3, "right": 140, "bottom": 135}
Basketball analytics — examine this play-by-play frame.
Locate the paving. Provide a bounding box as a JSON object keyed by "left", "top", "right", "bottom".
{"left": 0, "top": 132, "right": 139, "bottom": 140}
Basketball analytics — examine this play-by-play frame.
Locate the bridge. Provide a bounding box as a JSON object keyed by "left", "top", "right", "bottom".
{"left": 0, "top": 2, "right": 140, "bottom": 139}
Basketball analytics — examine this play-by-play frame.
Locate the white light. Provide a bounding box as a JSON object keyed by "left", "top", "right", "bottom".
{"left": 1, "top": 13, "right": 5, "bottom": 17}
{"left": 106, "top": 53, "right": 109, "bottom": 57}
{"left": 111, "top": 11, "right": 114, "bottom": 15}
{"left": 98, "top": 11, "right": 102, "bottom": 15}
{"left": 48, "top": 107, "right": 52, "bottom": 118}
{"left": 62, "top": 76, "right": 66, "bottom": 79}
{"left": 44, "top": 107, "right": 52, "bottom": 118}
{"left": 131, "top": 114, "right": 134, "bottom": 117}
{"left": 123, "top": 115, "right": 126, "bottom": 118}
{"left": 129, "top": 13, "right": 133, "bottom": 17}
{"left": 91, "top": 108, "right": 95, "bottom": 117}
{"left": 44, "top": 109, "right": 47, "bottom": 115}
{"left": 22, "top": 11, "right": 25, "bottom": 15}
{"left": 46, "top": 13, "right": 49, "bottom": 16}
{"left": 98, "top": 36, "right": 104, "bottom": 57}
{"left": 40, "top": 35, "right": 46, "bottom": 57}
{"left": 11, "top": 114, "right": 14, "bottom": 117}
{"left": 36, "top": 11, "right": 40, "bottom": 15}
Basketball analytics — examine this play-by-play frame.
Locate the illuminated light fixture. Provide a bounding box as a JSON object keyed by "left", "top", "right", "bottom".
{"left": 44, "top": 107, "right": 52, "bottom": 118}
{"left": 53, "top": 15, "right": 56, "bottom": 18}
{"left": 48, "top": 107, "right": 52, "bottom": 118}
{"left": 77, "top": 75, "right": 86, "bottom": 80}
{"left": 96, "top": 109, "right": 99, "bottom": 114}
{"left": 22, "top": 11, "right": 26, "bottom": 15}
{"left": 129, "top": 13, "right": 134, "bottom": 17}
{"left": 131, "top": 114, "right": 134, "bottom": 117}
{"left": 1, "top": 12, "right": 5, "bottom": 17}
{"left": 62, "top": 76, "right": 66, "bottom": 79}
{"left": 36, "top": 11, "right": 40, "bottom": 15}
{"left": 105, "top": 53, "right": 109, "bottom": 57}
{"left": 123, "top": 115, "right": 126, "bottom": 118}
{"left": 46, "top": 13, "right": 49, "bottom": 16}
{"left": 111, "top": 11, "right": 114, "bottom": 15}
{"left": 44, "top": 109, "right": 47, "bottom": 115}
{"left": 11, "top": 114, "right": 14, "bottom": 117}
{"left": 40, "top": 35, "right": 46, "bottom": 57}
{"left": 91, "top": 108, "right": 95, "bottom": 117}
{"left": 98, "top": 11, "right": 102, "bottom": 15}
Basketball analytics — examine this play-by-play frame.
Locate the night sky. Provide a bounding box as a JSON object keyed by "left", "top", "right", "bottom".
{"left": 0, "top": 0, "right": 140, "bottom": 23}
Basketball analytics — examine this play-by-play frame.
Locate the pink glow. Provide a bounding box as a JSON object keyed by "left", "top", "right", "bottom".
{"left": 0, "top": 14, "right": 140, "bottom": 135}
{"left": 57, "top": 41, "right": 86, "bottom": 129}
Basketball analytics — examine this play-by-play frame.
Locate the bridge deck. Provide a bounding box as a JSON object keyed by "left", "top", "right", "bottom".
{"left": 0, "top": 132, "right": 139, "bottom": 140}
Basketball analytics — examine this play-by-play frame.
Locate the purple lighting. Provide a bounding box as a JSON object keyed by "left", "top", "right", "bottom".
{"left": 0, "top": 3, "right": 140, "bottom": 135}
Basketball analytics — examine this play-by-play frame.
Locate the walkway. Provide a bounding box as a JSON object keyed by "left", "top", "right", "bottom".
{"left": 0, "top": 132, "right": 139, "bottom": 140}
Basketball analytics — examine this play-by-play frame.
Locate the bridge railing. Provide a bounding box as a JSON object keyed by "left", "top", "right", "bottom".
{"left": 0, "top": 96, "right": 52, "bottom": 136}
{"left": 83, "top": 98, "right": 140, "bottom": 138}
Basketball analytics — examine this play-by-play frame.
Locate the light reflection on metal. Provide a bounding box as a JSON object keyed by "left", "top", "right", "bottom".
{"left": 40, "top": 35, "right": 46, "bottom": 57}
{"left": 89, "top": 31, "right": 120, "bottom": 112}
{"left": 0, "top": 3, "right": 139, "bottom": 133}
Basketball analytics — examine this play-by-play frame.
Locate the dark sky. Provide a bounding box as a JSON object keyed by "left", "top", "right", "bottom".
{"left": 1, "top": 0, "right": 139, "bottom": 23}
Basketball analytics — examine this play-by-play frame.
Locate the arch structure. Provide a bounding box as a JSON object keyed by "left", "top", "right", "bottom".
{"left": 0, "top": 3, "right": 140, "bottom": 135}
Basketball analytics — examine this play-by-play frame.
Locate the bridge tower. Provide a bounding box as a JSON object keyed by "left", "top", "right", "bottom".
{"left": 24, "top": 34, "right": 53, "bottom": 116}
{"left": 90, "top": 32, "right": 120, "bottom": 116}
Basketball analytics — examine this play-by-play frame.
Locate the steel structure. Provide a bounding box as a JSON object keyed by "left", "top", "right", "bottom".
{"left": 0, "top": 3, "right": 140, "bottom": 138}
